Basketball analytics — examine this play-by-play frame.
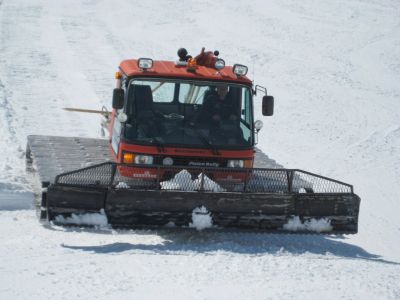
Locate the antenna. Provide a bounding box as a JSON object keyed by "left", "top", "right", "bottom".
{"left": 252, "top": 57, "right": 255, "bottom": 83}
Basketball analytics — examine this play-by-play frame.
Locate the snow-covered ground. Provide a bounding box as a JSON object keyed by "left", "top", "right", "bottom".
{"left": 1, "top": 0, "right": 400, "bottom": 298}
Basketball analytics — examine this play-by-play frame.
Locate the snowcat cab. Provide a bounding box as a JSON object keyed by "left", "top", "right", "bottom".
{"left": 26, "top": 48, "right": 360, "bottom": 233}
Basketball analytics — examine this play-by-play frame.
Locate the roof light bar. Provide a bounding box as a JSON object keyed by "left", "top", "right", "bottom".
{"left": 233, "top": 64, "right": 248, "bottom": 76}
{"left": 187, "top": 58, "right": 198, "bottom": 72}
{"left": 137, "top": 58, "right": 153, "bottom": 70}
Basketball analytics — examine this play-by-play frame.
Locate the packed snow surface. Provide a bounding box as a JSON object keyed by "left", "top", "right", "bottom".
{"left": 1, "top": 0, "right": 400, "bottom": 299}
{"left": 189, "top": 206, "right": 213, "bottom": 231}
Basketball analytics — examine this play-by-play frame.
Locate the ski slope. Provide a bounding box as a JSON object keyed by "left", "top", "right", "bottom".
{"left": 1, "top": 0, "right": 400, "bottom": 298}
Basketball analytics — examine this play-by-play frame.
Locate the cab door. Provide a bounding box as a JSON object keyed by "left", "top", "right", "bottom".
{"left": 110, "top": 78, "right": 127, "bottom": 160}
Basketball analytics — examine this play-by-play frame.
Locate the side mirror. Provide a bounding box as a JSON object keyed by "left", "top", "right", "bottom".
{"left": 112, "top": 88, "right": 125, "bottom": 109}
{"left": 262, "top": 95, "right": 274, "bottom": 116}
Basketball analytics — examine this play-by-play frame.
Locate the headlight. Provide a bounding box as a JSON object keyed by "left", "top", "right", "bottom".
{"left": 137, "top": 58, "right": 153, "bottom": 70}
{"left": 233, "top": 64, "right": 248, "bottom": 76}
{"left": 215, "top": 59, "right": 225, "bottom": 70}
{"left": 227, "top": 160, "right": 244, "bottom": 168}
{"left": 162, "top": 157, "right": 174, "bottom": 166}
{"left": 135, "top": 155, "right": 154, "bottom": 164}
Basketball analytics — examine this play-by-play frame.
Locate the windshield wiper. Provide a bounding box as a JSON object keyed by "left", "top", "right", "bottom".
{"left": 151, "top": 136, "right": 166, "bottom": 153}
{"left": 193, "top": 129, "right": 220, "bottom": 155}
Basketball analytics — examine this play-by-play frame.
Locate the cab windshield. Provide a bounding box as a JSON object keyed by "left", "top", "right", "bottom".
{"left": 123, "top": 79, "right": 254, "bottom": 149}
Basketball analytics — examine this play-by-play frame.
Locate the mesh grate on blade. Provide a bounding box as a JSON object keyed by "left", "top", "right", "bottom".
{"left": 55, "top": 162, "right": 114, "bottom": 187}
{"left": 55, "top": 163, "right": 353, "bottom": 194}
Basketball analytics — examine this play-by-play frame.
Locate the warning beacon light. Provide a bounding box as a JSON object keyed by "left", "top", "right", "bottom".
{"left": 214, "top": 59, "right": 225, "bottom": 70}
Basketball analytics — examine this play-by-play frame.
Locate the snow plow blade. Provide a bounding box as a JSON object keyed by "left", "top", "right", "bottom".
{"left": 42, "top": 162, "right": 360, "bottom": 233}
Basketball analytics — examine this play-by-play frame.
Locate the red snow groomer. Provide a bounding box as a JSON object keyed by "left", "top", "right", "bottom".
{"left": 27, "top": 48, "right": 360, "bottom": 233}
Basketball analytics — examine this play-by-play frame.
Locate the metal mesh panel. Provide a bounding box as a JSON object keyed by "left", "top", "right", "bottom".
{"left": 199, "top": 168, "right": 246, "bottom": 192}
{"left": 291, "top": 170, "right": 352, "bottom": 193}
{"left": 113, "top": 165, "right": 160, "bottom": 190}
{"left": 55, "top": 162, "right": 115, "bottom": 187}
{"left": 112, "top": 165, "right": 244, "bottom": 192}
{"left": 246, "top": 170, "right": 289, "bottom": 193}
{"left": 54, "top": 162, "right": 353, "bottom": 194}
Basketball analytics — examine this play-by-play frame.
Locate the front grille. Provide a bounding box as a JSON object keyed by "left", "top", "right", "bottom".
{"left": 153, "top": 155, "right": 228, "bottom": 167}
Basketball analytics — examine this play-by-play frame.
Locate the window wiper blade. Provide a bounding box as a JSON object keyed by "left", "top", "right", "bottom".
{"left": 194, "top": 129, "right": 220, "bottom": 155}
{"left": 151, "top": 136, "right": 166, "bottom": 153}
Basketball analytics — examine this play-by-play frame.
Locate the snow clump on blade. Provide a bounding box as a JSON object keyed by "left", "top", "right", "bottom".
{"left": 54, "top": 209, "right": 108, "bottom": 227}
{"left": 304, "top": 218, "right": 333, "bottom": 232}
{"left": 283, "top": 216, "right": 333, "bottom": 233}
{"left": 160, "top": 170, "right": 225, "bottom": 192}
{"left": 193, "top": 173, "right": 226, "bottom": 192}
{"left": 115, "top": 182, "right": 130, "bottom": 189}
{"left": 160, "top": 170, "right": 196, "bottom": 191}
{"left": 189, "top": 206, "right": 213, "bottom": 231}
{"left": 282, "top": 216, "right": 304, "bottom": 231}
